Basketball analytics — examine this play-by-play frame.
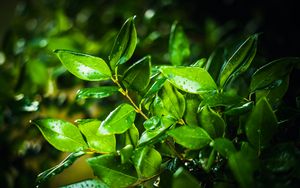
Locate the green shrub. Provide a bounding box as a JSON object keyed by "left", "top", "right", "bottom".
{"left": 32, "top": 16, "right": 300, "bottom": 188}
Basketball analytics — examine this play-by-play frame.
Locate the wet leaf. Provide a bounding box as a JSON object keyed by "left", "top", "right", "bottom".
{"left": 213, "top": 138, "right": 236, "bottom": 158}
{"left": 54, "top": 49, "right": 111, "bottom": 81}
{"left": 98, "top": 104, "right": 136, "bottom": 135}
{"left": 32, "top": 119, "right": 88, "bottom": 152}
{"left": 60, "top": 179, "right": 109, "bottom": 188}
{"left": 76, "top": 86, "right": 119, "bottom": 100}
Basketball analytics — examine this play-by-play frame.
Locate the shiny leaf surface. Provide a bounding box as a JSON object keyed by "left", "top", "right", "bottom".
{"left": 76, "top": 86, "right": 119, "bottom": 100}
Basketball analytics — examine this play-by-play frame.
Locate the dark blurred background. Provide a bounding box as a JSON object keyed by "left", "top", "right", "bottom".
{"left": 0, "top": 0, "right": 299, "bottom": 187}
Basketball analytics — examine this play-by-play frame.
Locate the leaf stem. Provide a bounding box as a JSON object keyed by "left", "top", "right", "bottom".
{"left": 111, "top": 76, "right": 149, "bottom": 120}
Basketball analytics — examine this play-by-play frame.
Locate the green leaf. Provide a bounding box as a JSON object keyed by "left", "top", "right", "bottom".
{"left": 120, "top": 145, "right": 134, "bottom": 164}
{"left": 132, "top": 146, "right": 162, "bottom": 178}
{"left": 76, "top": 86, "right": 119, "bottom": 100}
{"left": 228, "top": 152, "right": 255, "bottom": 188}
{"left": 78, "top": 120, "right": 116, "bottom": 153}
{"left": 54, "top": 49, "right": 111, "bottom": 81}
{"left": 172, "top": 167, "right": 201, "bottom": 188}
{"left": 122, "top": 56, "right": 151, "bottom": 92}
{"left": 143, "top": 116, "right": 161, "bottom": 130}
{"left": 167, "top": 126, "right": 212, "bottom": 150}
{"left": 205, "top": 47, "right": 225, "bottom": 82}
{"left": 109, "top": 16, "right": 137, "bottom": 70}
{"left": 213, "top": 138, "right": 236, "bottom": 158}
{"left": 160, "top": 66, "right": 218, "bottom": 94}
{"left": 160, "top": 82, "right": 186, "bottom": 119}
{"left": 183, "top": 94, "right": 200, "bottom": 127}
{"left": 169, "top": 21, "right": 190, "bottom": 65}
{"left": 143, "top": 77, "right": 167, "bottom": 99}
{"left": 200, "top": 91, "right": 242, "bottom": 108}
{"left": 98, "top": 104, "right": 136, "bottom": 135}
{"left": 224, "top": 101, "right": 253, "bottom": 115}
{"left": 245, "top": 97, "right": 277, "bottom": 151}
{"left": 149, "top": 95, "right": 169, "bottom": 117}
{"left": 219, "top": 34, "right": 258, "bottom": 87}
{"left": 199, "top": 106, "right": 225, "bottom": 138}
{"left": 138, "top": 116, "right": 176, "bottom": 146}
{"left": 32, "top": 119, "right": 88, "bottom": 152}
{"left": 124, "top": 124, "right": 139, "bottom": 147}
{"left": 250, "top": 57, "right": 299, "bottom": 92}
{"left": 87, "top": 154, "right": 137, "bottom": 188}
{"left": 36, "top": 151, "right": 85, "bottom": 185}
{"left": 60, "top": 179, "right": 109, "bottom": 188}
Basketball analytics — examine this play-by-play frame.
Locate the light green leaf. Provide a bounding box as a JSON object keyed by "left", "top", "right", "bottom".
{"left": 32, "top": 119, "right": 88, "bottom": 152}
{"left": 250, "top": 57, "right": 299, "bottom": 92}
{"left": 36, "top": 151, "right": 85, "bottom": 186}
{"left": 160, "top": 66, "right": 218, "bottom": 94}
{"left": 124, "top": 124, "right": 139, "bottom": 147}
{"left": 54, "top": 49, "right": 111, "bottom": 81}
{"left": 213, "top": 138, "right": 236, "bottom": 158}
{"left": 245, "top": 97, "right": 277, "bottom": 151}
{"left": 219, "top": 34, "right": 258, "bottom": 87}
{"left": 199, "top": 106, "right": 225, "bottom": 138}
{"left": 184, "top": 94, "right": 200, "bottom": 127}
{"left": 172, "top": 167, "right": 201, "bottom": 188}
{"left": 122, "top": 56, "right": 151, "bottom": 92}
{"left": 138, "top": 116, "right": 176, "bottom": 146}
{"left": 98, "top": 104, "right": 136, "bottom": 135}
{"left": 120, "top": 145, "right": 134, "bottom": 164}
{"left": 76, "top": 86, "right": 119, "bottom": 100}
{"left": 109, "top": 16, "right": 137, "bottom": 70}
{"left": 87, "top": 154, "right": 137, "bottom": 188}
{"left": 132, "top": 146, "right": 162, "bottom": 178}
{"left": 169, "top": 21, "right": 190, "bottom": 66}
{"left": 60, "top": 179, "right": 109, "bottom": 188}
{"left": 167, "top": 126, "right": 212, "bottom": 150}
{"left": 160, "top": 82, "right": 186, "bottom": 119}
{"left": 200, "top": 91, "right": 242, "bottom": 108}
{"left": 143, "top": 77, "right": 166, "bottom": 99}
{"left": 78, "top": 120, "right": 116, "bottom": 153}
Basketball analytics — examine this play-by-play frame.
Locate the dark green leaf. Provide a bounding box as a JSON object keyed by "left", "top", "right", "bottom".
{"left": 228, "top": 152, "right": 255, "bottom": 188}
{"left": 98, "top": 104, "right": 136, "bottom": 135}
{"left": 250, "top": 57, "right": 299, "bottom": 92}
{"left": 160, "top": 82, "right": 186, "bottom": 119}
{"left": 205, "top": 47, "right": 225, "bottom": 82}
{"left": 78, "top": 120, "right": 116, "bottom": 153}
{"left": 160, "top": 66, "right": 218, "bottom": 94}
{"left": 36, "top": 151, "right": 85, "bottom": 185}
{"left": 54, "top": 49, "right": 111, "bottom": 81}
{"left": 172, "top": 167, "right": 201, "bottom": 188}
{"left": 132, "top": 146, "right": 162, "bottom": 178}
{"left": 122, "top": 56, "right": 151, "bottom": 92}
{"left": 87, "top": 154, "right": 137, "bottom": 187}
{"left": 200, "top": 91, "right": 242, "bottom": 108}
{"left": 76, "top": 86, "right": 119, "bottom": 100}
{"left": 143, "top": 77, "right": 167, "bottom": 99}
{"left": 138, "top": 116, "right": 176, "bottom": 146}
{"left": 245, "top": 97, "right": 277, "bottom": 151}
{"left": 169, "top": 21, "right": 190, "bottom": 66}
{"left": 183, "top": 94, "right": 200, "bottom": 127}
{"left": 60, "top": 179, "right": 109, "bottom": 188}
{"left": 224, "top": 101, "right": 253, "bottom": 115}
{"left": 199, "top": 106, "right": 225, "bottom": 138}
{"left": 109, "top": 16, "right": 137, "bottom": 70}
{"left": 191, "top": 58, "right": 207, "bottom": 68}
{"left": 32, "top": 119, "right": 88, "bottom": 152}
{"left": 167, "top": 126, "right": 212, "bottom": 150}
{"left": 219, "top": 34, "right": 258, "bottom": 87}
{"left": 213, "top": 138, "right": 236, "bottom": 158}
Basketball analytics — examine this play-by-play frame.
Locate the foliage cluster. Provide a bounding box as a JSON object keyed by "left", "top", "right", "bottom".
{"left": 32, "top": 16, "right": 300, "bottom": 187}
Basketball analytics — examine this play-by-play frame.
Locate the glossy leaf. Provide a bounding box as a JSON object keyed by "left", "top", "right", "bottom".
{"left": 124, "top": 124, "right": 139, "bottom": 147}
{"left": 229, "top": 152, "right": 255, "bottom": 188}
{"left": 169, "top": 21, "right": 190, "bottom": 66}
{"left": 143, "top": 116, "right": 161, "bottom": 130}
{"left": 200, "top": 91, "right": 242, "bottom": 108}
{"left": 32, "top": 119, "right": 88, "bottom": 152}
{"left": 199, "top": 105, "right": 225, "bottom": 138}
{"left": 160, "top": 66, "right": 218, "bottom": 94}
{"left": 213, "top": 138, "right": 236, "bottom": 158}
{"left": 78, "top": 120, "right": 116, "bottom": 153}
{"left": 120, "top": 145, "right": 134, "bottom": 164}
{"left": 138, "top": 116, "right": 176, "bottom": 146}
{"left": 172, "top": 167, "right": 201, "bottom": 188}
{"left": 205, "top": 47, "right": 225, "bottom": 82}
{"left": 54, "top": 49, "right": 111, "bottom": 81}
{"left": 245, "top": 97, "right": 277, "bottom": 150}
{"left": 224, "top": 101, "right": 254, "bottom": 115}
{"left": 143, "top": 77, "right": 167, "bottom": 99}
{"left": 76, "top": 86, "right": 119, "bottom": 100}
{"left": 167, "top": 126, "right": 212, "bottom": 150}
{"left": 98, "top": 104, "right": 136, "bottom": 135}
{"left": 109, "top": 16, "right": 137, "bottom": 70}
{"left": 60, "top": 179, "right": 109, "bottom": 188}
{"left": 122, "top": 56, "right": 151, "bottom": 92}
{"left": 36, "top": 151, "right": 85, "bottom": 185}
{"left": 250, "top": 57, "right": 299, "bottom": 92}
{"left": 132, "top": 146, "right": 162, "bottom": 178}
{"left": 219, "top": 34, "right": 258, "bottom": 87}
{"left": 87, "top": 154, "right": 137, "bottom": 187}
{"left": 183, "top": 94, "right": 200, "bottom": 127}
{"left": 160, "top": 82, "right": 186, "bottom": 119}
